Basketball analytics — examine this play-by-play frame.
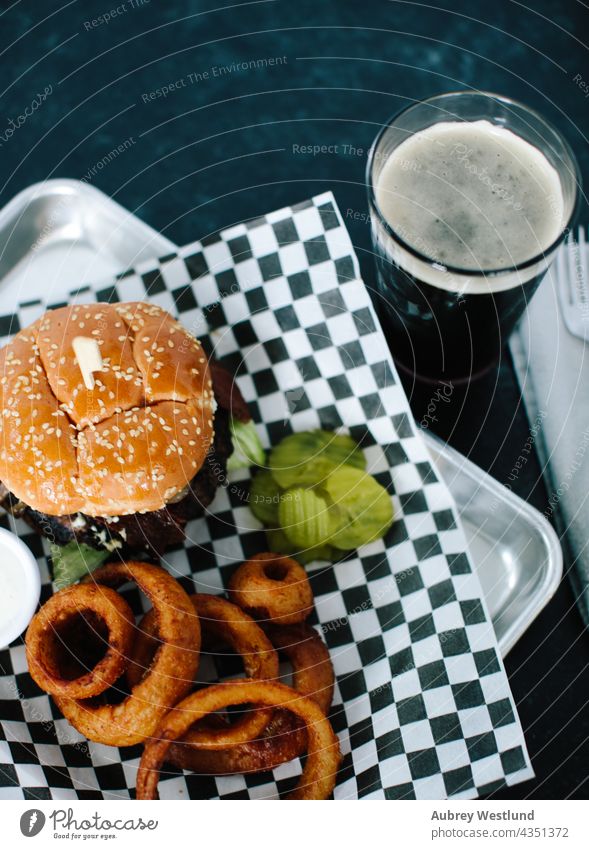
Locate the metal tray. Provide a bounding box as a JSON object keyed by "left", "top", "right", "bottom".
{"left": 0, "top": 179, "right": 172, "bottom": 305}
{"left": 0, "top": 179, "right": 563, "bottom": 655}
{"left": 424, "top": 432, "right": 562, "bottom": 655}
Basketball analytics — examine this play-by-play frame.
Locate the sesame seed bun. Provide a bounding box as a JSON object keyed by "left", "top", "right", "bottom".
{"left": 0, "top": 303, "right": 215, "bottom": 516}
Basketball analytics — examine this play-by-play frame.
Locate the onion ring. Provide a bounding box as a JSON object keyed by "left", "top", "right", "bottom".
{"left": 136, "top": 680, "right": 341, "bottom": 800}
{"left": 228, "top": 553, "right": 313, "bottom": 624}
{"left": 53, "top": 561, "right": 200, "bottom": 747}
{"left": 167, "top": 622, "right": 334, "bottom": 774}
{"left": 267, "top": 623, "right": 334, "bottom": 715}
{"left": 126, "top": 593, "right": 279, "bottom": 749}
{"left": 26, "top": 583, "right": 135, "bottom": 700}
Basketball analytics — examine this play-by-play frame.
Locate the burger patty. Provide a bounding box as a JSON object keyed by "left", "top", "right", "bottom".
{"left": 0, "top": 407, "right": 233, "bottom": 558}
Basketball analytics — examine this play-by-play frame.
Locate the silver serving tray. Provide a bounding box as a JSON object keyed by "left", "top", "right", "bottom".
{"left": 0, "top": 179, "right": 563, "bottom": 655}
{"left": 424, "top": 432, "right": 561, "bottom": 655}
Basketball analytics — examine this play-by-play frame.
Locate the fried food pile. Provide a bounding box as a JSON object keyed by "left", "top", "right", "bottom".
{"left": 25, "top": 553, "right": 341, "bottom": 800}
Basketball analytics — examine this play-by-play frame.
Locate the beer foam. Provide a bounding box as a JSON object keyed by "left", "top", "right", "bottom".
{"left": 374, "top": 120, "right": 565, "bottom": 293}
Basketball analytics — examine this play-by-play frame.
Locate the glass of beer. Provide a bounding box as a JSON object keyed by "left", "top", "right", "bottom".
{"left": 366, "top": 91, "right": 580, "bottom": 383}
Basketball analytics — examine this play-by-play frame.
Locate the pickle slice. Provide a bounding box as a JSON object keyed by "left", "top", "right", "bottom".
{"left": 322, "top": 466, "right": 393, "bottom": 550}
{"left": 297, "top": 544, "right": 336, "bottom": 565}
{"left": 247, "top": 428, "right": 393, "bottom": 558}
{"left": 265, "top": 527, "right": 295, "bottom": 554}
{"left": 269, "top": 430, "right": 365, "bottom": 489}
{"left": 248, "top": 469, "right": 282, "bottom": 526}
{"left": 265, "top": 528, "right": 335, "bottom": 564}
{"left": 278, "top": 487, "right": 332, "bottom": 548}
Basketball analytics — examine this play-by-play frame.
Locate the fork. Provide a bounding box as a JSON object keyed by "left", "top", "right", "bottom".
{"left": 556, "top": 226, "right": 589, "bottom": 341}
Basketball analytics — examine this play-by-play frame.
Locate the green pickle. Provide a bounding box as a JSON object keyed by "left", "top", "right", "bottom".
{"left": 269, "top": 430, "right": 365, "bottom": 489}
{"left": 265, "top": 527, "right": 295, "bottom": 554}
{"left": 248, "top": 429, "right": 394, "bottom": 562}
{"left": 265, "top": 528, "right": 335, "bottom": 565}
{"left": 248, "top": 469, "right": 282, "bottom": 526}
{"left": 322, "top": 466, "right": 393, "bottom": 550}
{"left": 278, "top": 487, "right": 331, "bottom": 548}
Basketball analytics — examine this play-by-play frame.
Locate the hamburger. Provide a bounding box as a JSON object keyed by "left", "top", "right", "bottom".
{"left": 0, "top": 301, "right": 251, "bottom": 560}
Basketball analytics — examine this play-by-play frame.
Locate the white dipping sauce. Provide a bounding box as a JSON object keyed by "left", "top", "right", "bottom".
{"left": 0, "top": 527, "right": 41, "bottom": 647}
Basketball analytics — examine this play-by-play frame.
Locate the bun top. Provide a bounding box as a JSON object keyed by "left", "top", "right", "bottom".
{"left": 0, "top": 302, "right": 215, "bottom": 516}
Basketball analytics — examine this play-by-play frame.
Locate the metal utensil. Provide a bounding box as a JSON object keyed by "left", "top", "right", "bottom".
{"left": 556, "top": 226, "right": 589, "bottom": 340}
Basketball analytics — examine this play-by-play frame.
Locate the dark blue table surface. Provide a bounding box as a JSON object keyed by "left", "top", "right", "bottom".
{"left": 1, "top": 0, "right": 588, "bottom": 799}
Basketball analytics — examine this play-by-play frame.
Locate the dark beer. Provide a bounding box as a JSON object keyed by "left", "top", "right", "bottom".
{"left": 367, "top": 95, "right": 579, "bottom": 382}
{"left": 371, "top": 243, "right": 547, "bottom": 382}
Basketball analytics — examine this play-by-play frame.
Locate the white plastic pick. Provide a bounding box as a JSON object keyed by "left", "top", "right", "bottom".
{"left": 72, "top": 336, "right": 103, "bottom": 390}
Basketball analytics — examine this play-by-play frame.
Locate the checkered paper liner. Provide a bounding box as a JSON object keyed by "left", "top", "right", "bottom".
{"left": 0, "top": 192, "right": 533, "bottom": 800}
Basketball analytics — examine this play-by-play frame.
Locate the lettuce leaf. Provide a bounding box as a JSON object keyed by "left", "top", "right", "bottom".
{"left": 228, "top": 418, "right": 265, "bottom": 470}
{"left": 51, "top": 542, "right": 109, "bottom": 589}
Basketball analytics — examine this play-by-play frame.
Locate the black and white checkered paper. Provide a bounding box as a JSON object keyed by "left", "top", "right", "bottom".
{"left": 0, "top": 192, "right": 533, "bottom": 800}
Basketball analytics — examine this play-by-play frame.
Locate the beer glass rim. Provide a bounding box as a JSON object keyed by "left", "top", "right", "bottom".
{"left": 366, "top": 90, "right": 581, "bottom": 278}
